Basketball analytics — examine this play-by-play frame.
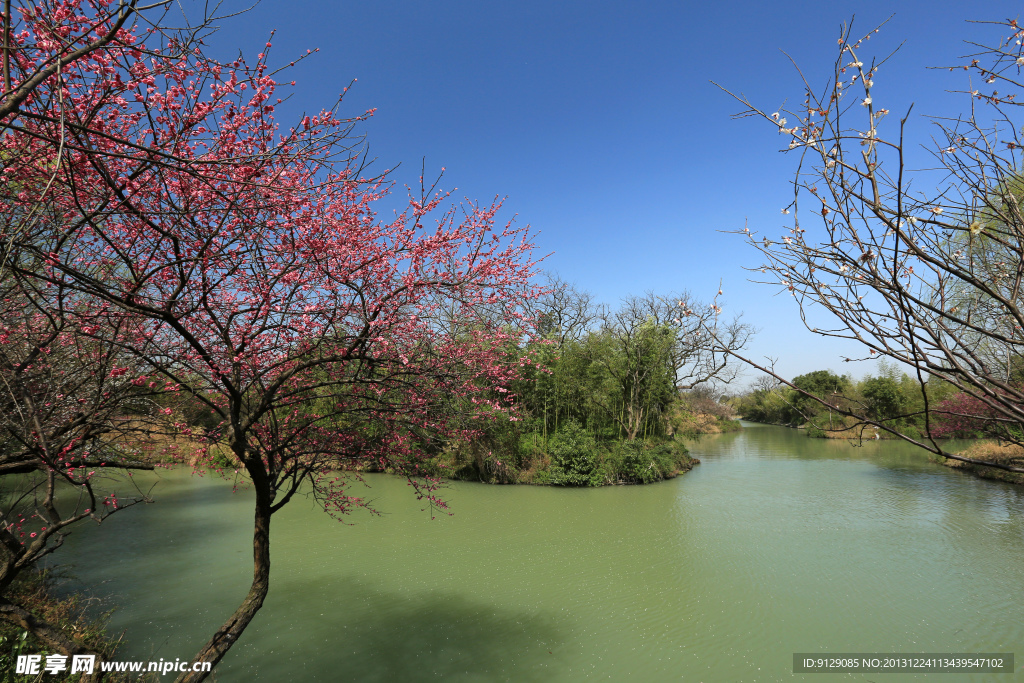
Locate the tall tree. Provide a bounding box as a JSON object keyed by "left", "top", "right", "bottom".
{"left": 0, "top": 2, "right": 539, "bottom": 679}
{"left": 518, "top": 285, "right": 751, "bottom": 441}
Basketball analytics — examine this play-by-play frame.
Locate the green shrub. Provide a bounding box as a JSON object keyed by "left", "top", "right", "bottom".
{"left": 716, "top": 417, "right": 743, "bottom": 432}
{"left": 805, "top": 424, "right": 826, "bottom": 438}
{"left": 650, "top": 440, "right": 692, "bottom": 476}
{"left": 613, "top": 439, "right": 692, "bottom": 483}
{"left": 618, "top": 440, "right": 660, "bottom": 484}
{"left": 532, "top": 468, "right": 553, "bottom": 485}
{"left": 546, "top": 421, "right": 603, "bottom": 486}
{"left": 893, "top": 423, "right": 922, "bottom": 440}
{"left": 208, "top": 446, "right": 238, "bottom": 469}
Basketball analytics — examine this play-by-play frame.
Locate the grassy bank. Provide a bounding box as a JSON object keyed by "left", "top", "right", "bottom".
{"left": 0, "top": 569, "right": 136, "bottom": 682}
{"left": 803, "top": 417, "right": 924, "bottom": 441}
{"left": 941, "top": 442, "right": 1024, "bottom": 486}
{"left": 671, "top": 413, "right": 742, "bottom": 438}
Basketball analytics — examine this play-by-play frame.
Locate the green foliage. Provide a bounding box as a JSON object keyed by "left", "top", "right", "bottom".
{"left": 0, "top": 632, "right": 28, "bottom": 683}
{"left": 615, "top": 440, "right": 692, "bottom": 484}
{"left": 617, "top": 440, "right": 658, "bottom": 484}
{"left": 207, "top": 445, "right": 239, "bottom": 470}
{"left": 730, "top": 385, "right": 798, "bottom": 425}
{"left": 790, "top": 370, "right": 850, "bottom": 419}
{"left": 861, "top": 375, "right": 908, "bottom": 421}
{"left": 805, "top": 424, "right": 826, "bottom": 438}
{"left": 514, "top": 320, "right": 681, "bottom": 442}
{"left": 393, "top": 286, "right": 736, "bottom": 486}
{"left": 735, "top": 362, "right": 966, "bottom": 440}
{"left": 716, "top": 416, "right": 743, "bottom": 432}
{"left": 546, "top": 421, "right": 603, "bottom": 486}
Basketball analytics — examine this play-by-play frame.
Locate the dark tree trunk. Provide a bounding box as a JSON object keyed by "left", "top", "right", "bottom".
{"left": 175, "top": 479, "right": 272, "bottom": 683}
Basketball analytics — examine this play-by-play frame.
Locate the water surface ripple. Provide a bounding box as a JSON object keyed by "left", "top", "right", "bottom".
{"left": 57, "top": 424, "right": 1024, "bottom": 681}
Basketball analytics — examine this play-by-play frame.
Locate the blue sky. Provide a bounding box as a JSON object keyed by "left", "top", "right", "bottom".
{"left": 202, "top": 0, "right": 1023, "bottom": 385}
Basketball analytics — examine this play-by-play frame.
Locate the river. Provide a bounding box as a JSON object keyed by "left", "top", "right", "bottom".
{"left": 55, "top": 423, "right": 1024, "bottom": 681}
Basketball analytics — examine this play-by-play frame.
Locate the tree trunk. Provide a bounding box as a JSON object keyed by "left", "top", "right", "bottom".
{"left": 626, "top": 399, "right": 644, "bottom": 441}
{"left": 175, "top": 482, "right": 272, "bottom": 683}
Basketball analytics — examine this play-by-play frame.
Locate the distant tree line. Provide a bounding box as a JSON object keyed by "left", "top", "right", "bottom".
{"left": 730, "top": 361, "right": 1012, "bottom": 441}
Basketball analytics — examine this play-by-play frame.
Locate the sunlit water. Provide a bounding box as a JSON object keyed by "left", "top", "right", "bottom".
{"left": 54, "top": 424, "right": 1024, "bottom": 681}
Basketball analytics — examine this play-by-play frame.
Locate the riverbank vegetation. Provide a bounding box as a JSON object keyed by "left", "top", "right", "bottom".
{"left": 0, "top": 568, "right": 133, "bottom": 682}
{"left": 731, "top": 362, "right": 1024, "bottom": 484}
{"left": 389, "top": 278, "right": 747, "bottom": 485}
{"left": 941, "top": 442, "right": 1024, "bottom": 485}
{"left": 730, "top": 362, "right": 959, "bottom": 441}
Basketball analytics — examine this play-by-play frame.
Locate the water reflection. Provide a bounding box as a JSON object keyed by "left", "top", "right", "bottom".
{"left": 54, "top": 424, "right": 1024, "bottom": 682}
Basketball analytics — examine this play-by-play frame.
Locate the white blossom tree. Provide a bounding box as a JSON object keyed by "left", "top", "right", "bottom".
{"left": 715, "top": 18, "right": 1024, "bottom": 473}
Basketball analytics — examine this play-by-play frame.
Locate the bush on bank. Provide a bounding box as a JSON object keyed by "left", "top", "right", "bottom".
{"left": 0, "top": 569, "right": 135, "bottom": 683}
{"left": 425, "top": 419, "right": 697, "bottom": 486}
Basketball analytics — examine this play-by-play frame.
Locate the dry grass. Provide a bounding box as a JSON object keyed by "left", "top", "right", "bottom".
{"left": 104, "top": 417, "right": 216, "bottom": 467}
{"left": 669, "top": 409, "right": 737, "bottom": 436}
{"left": 816, "top": 426, "right": 884, "bottom": 440}
{"left": 807, "top": 415, "right": 916, "bottom": 441}
{"left": 943, "top": 441, "right": 1024, "bottom": 485}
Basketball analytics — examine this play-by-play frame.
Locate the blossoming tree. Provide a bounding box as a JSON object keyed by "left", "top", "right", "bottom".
{"left": 1, "top": 1, "right": 538, "bottom": 678}
{"left": 717, "top": 19, "right": 1024, "bottom": 472}
{"left": 0, "top": 0, "right": 234, "bottom": 663}
{"left": 0, "top": 262, "right": 161, "bottom": 662}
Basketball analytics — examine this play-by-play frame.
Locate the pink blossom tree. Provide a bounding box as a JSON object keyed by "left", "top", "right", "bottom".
{"left": 0, "top": 265, "right": 160, "bottom": 661}
{"left": 0, "top": 1, "right": 538, "bottom": 678}
{"left": 0, "top": 0, "right": 234, "bottom": 664}
{"left": 930, "top": 391, "right": 1001, "bottom": 439}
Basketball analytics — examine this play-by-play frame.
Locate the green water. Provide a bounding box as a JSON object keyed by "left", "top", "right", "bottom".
{"left": 56, "top": 424, "right": 1024, "bottom": 681}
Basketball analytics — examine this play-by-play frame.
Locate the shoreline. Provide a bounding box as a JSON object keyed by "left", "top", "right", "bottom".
{"left": 941, "top": 441, "right": 1024, "bottom": 486}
